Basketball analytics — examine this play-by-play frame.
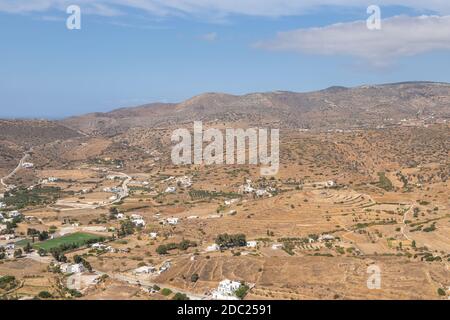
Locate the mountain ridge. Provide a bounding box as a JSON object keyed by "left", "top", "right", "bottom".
{"left": 58, "top": 81, "right": 450, "bottom": 135}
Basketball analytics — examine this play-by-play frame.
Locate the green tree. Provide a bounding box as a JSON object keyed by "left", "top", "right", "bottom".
{"left": 38, "top": 231, "right": 49, "bottom": 241}
{"left": 24, "top": 242, "right": 33, "bottom": 253}
{"left": 190, "top": 273, "right": 199, "bottom": 283}
{"left": 156, "top": 245, "right": 168, "bottom": 255}
{"left": 13, "top": 249, "right": 22, "bottom": 258}
{"left": 161, "top": 288, "right": 172, "bottom": 296}
{"left": 38, "top": 291, "right": 53, "bottom": 299}
{"left": 215, "top": 233, "right": 246, "bottom": 248}
{"left": 73, "top": 255, "right": 83, "bottom": 264}
{"left": 172, "top": 292, "right": 189, "bottom": 300}
{"left": 235, "top": 284, "right": 250, "bottom": 299}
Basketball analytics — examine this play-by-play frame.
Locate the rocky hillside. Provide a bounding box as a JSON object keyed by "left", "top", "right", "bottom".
{"left": 61, "top": 82, "right": 450, "bottom": 135}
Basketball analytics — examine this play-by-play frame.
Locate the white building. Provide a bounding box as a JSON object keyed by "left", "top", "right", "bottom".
{"left": 271, "top": 243, "right": 283, "bottom": 250}
{"left": 149, "top": 232, "right": 158, "bottom": 239}
{"left": 91, "top": 243, "right": 107, "bottom": 250}
{"left": 319, "top": 234, "right": 335, "bottom": 242}
{"left": 116, "top": 213, "right": 125, "bottom": 220}
{"left": 130, "top": 214, "right": 143, "bottom": 220}
{"left": 22, "top": 162, "right": 34, "bottom": 169}
{"left": 0, "top": 213, "right": 4, "bottom": 220}
{"left": 0, "top": 234, "right": 15, "bottom": 241}
{"left": 212, "top": 279, "right": 241, "bottom": 300}
{"left": 159, "top": 261, "right": 171, "bottom": 274}
{"left": 8, "top": 211, "right": 21, "bottom": 218}
{"left": 165, "top": 186, "right": 176, "bottom": 193}
{"left": 326, "top": 180, "right": 336, "bottom": 188}
{"left": 132, "top": 218, "right": 146, "bottom": 227}
{"left": 187, "top": 215, "right": 199, "bottom": 220}
{"left": 246, "top": 241, "right": 258, "bottom": 248}
{"left": 224, "top": 198, "right": 239, "bottom": 206}
{"left": 0, "top": 224, "right": 7, "bottom": 232}
{"left": 243, "top": 185, "right": 255, "bottom": 193}
{"left": 48, "top": 177, "right": 59, "bottom": 182}
{"left": 166, "top": 217, "right": 179, "bottom": 225}
{"left": 133, "top": 265, "right": 156, "bottom": 275}
{"left": 60, "top": 263, "right": 85, "bottom": 274}
{"left": 176, "top": 176, "right": 192, "bottom": 188}
{"left": 0, "top": 202, "right": 5, "bottom": 209}
{"left": 4, "top": 243, "right": 15, "bottom": 250}
{"left": 206, "top": 243, "right": 220, "bottom": 252}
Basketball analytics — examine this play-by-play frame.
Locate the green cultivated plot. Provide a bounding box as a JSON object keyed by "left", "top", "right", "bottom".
{"left": 32, "top": 232, "right": 101, "bottom": 251}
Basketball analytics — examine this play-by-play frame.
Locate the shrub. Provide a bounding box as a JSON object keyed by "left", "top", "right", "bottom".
{"left": 68, "top": 289, "right": 82, "bottom": 298}
{"left": 161, "top": 288, "right": 172, "bottom": 296}
{"left": 152, "top": 285, "right": 160, "bottom": 291}
{"left": 0, "top": 275, "right": 18, "bottom": 290}
{"left": 173, "top": 292, "right": 189, "bottom": 300}
{"left": 190, "top": 273, "right": 199, "bottom": 283}
{"left": 38, "top": 291, "right": 53, "bottom": 299}
{"left": 235, "top": 284, "right": 250, "bottom": 299}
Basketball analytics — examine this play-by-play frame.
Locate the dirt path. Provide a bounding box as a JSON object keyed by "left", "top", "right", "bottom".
{"left": 51, "top": 171, "right": 131, "bottom": 211}
{"left": 108, "top": 272, "right": 210, "bottom": 300}
{"left": 401, "top": 205, "right": 413, "bottom": 241}
{"left": 0, "top": 148, "right": 32, "bottom": 189}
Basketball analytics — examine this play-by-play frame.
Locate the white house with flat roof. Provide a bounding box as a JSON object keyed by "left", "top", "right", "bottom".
{"left": 206, "top": 243, "right": 220, "bottom": 252}
{"left": 91, "top": 243, "right": 107, "bottom": 250}
{"left": 246, "top": 241, "right": 258, "bottom": 248}
{"left": 8, "top": 211, "right": 21, "bottom": 218}
{"left": 166, "top": 217, "right": 179, "bottom": 225}
{"left": 22, "top": 162, "right": 34, "bottom": 169}
{"left": 165, "top": 186, "right": 176, "bottom": 193}
{"left": 132, "top": 218, "right": 146, "bottom": 227}
{"left": 60, "top": 263, "right": 85, "bottom": 274}
{"left": 133, "top": 265, "right": 156, "bottom": 275}
{"left": 212, "top": 279, "right": 241, "bottom": 300}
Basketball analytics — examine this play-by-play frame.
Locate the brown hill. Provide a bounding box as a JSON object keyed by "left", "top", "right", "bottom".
{"left": 0, "top": 119, "right": 81, "bottom": 147}
{"left": 60, "top": 82, "right": 450, "bottom": 135}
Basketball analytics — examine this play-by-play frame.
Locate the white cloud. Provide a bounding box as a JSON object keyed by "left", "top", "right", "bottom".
{"left": 3, "top": 0, "right": 450, "bottom": 17}
{"left": 255, "top": 15, "right": 450, "bottom": 67}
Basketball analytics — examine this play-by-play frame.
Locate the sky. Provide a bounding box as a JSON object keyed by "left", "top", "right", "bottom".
{"left": 1, "top": 0, "right": 450, "bottom": 118}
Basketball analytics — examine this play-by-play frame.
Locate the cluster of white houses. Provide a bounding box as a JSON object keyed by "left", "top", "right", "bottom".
{"left": 238, "top": 179, "right": 275, "bottom": 197}
{"left": 0, "top": 211, "right": 22, "bottom": 230}
{"left": 111, "top": 211, "right": 181, "bottom": 228}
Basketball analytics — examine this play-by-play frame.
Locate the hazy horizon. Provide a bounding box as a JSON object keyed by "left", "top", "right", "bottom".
{"left": 2, "top": 80, "right": 449, "bottom": 120}
{"left": 2, "top": 1, "right": 450, "bottom": 118}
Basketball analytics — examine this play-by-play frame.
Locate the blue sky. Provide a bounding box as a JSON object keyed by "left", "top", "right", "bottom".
{"left": 1, "top": 1, "right": 450, "bottom": 118}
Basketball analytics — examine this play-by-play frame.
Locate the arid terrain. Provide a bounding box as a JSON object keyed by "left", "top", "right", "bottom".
{"left": 0, "top": 82, "right": 448, "bottom": 300}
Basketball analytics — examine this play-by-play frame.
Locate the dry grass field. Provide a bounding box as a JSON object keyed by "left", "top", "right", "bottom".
{"left": 0, "top": 90, "right": 448, "bottom": 300}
